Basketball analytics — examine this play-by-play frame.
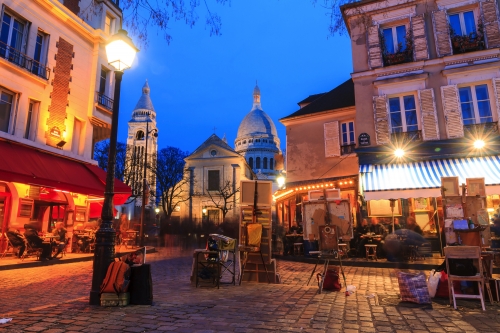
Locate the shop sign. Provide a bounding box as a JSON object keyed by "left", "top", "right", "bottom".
{"left": 358, "top": 133, "right": 370, "bottom": 146}
{"left": 50, "top": 126, "right": 61, "bottom": 138}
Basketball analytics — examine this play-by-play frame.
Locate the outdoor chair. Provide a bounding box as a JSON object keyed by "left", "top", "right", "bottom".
{"left": 238, "top": 223, "right": 270, "bottom": 284}
{"left": 21, "top": 241, "right": 43, "bottom": 261}
{"left": 0, "top": 237, "right": 15, "bottom": 259}
{"left": 444, "top": 246, "right": 486, "bottom": 311}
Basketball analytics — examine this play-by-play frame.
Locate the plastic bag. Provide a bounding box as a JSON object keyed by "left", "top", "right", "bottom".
{"left": 427, "top": 269, "right": 441, "bottom": 298}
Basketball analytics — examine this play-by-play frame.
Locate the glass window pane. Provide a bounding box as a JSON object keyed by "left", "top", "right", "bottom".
{"left": 459, "top": 87, "right": 473, "bottom": 102}
{"left": 391, "top": 113, "right": 403, "bottom": 128}
{"left": 342, "top": 132, "right": 348, "bottom": 144}
{"left": 461, "top": 102, "right": 474, "bottom": 124}
{"left": 449, "top": 14, "right": 462, "bottom": 35}
{"left": 463, "top": 11, "right": 476, "bottom": 36}
{"left": 383, "top": 28, "right": 394, "bottom": 54}
{"left": 403, "top": 95, "right": 416, "bottom": 110}
{"left": 475, "top": 85, "right": 489, "bottom": 100}
{"left": 349, "top": 122, "right": 354, "bottom": 131}
{"left": 396, "top": 25, "right": 406, "bottom": 51}
{"left": 477, "top": 101, "right": 492, "bottom": 120}
{"left": 389, "top": 97, "right": 400, "bottom": 111}
{"left": 349, "top": 132, "right": 355, "bottom": 143}
{"left": 0, "top": 14, "right": 11, "bottom": 45}
{"left": 0, "top": 92, "right": 13, "bottom": 133}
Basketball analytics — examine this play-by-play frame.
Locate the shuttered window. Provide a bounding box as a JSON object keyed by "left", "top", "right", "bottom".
{"left": 324, "top": 121, "right": 340, "bottom": 157}
{"left": 481, "top": 0, "right": 500, "bottom": 48}
{"left": 418, "top": 89, "right": 440, "bottom": 141}
{"left": 341, "top": 121, "right": 355, "bottom": 145}
{"left": 432, "top": 10, "right": 452, "bottom": 57}
{"left": 373, "top": 95, "right": 390, "bottom": 145}
{"left": 458, "top": 84, "right": 493, "bottom": 125}
{"left": 441, "top": 85, "right": 465, "bottom": 138}
{"left": 367, "top": 25, "right": 383, "bottom": 69}
{"left": 412, "top": 14, "right": 429, "bottom": 61}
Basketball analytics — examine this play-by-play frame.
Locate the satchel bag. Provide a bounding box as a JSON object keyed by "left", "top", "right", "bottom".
{"left": 317, "top": 268, "right": 341, "bottom": 291}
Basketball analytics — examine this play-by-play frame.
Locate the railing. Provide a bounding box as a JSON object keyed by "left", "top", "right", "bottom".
{"left": 341, "top": 143, "right": 356, "bottom": 155}
{"left": 464, "top": 121, "right": 498, "bottom": 134}
{"left": 451, "top": 34, "right": 484, "bottom": 55}
{"left": 391, "top": 130, "right": 422, "bottom": 142}
{"left": 96, "top": 91, "right": 114, "bottom": 111}
{"left": 382, "top": 50, "right": 413, "bottom": 66}
{"left": 0, "top": 41, "right": 50, "bottom": 80}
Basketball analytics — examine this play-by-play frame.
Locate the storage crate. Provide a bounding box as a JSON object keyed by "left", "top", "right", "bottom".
{"left": 100, "top": 292, "right": 130, "bottom": 306}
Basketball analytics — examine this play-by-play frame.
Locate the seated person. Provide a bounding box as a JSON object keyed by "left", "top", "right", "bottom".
{"left": 6, "top": 228, "right": 26, "bottom": 258}
{"left": 355, "top": 218, "right": 370, "bottom": 255}
{"left": 52, "top": 222, "right": 67, "bottom": 258}
{"left": 406, "top": 216, "right": 423, "bottom": 235}
{"left": 24, "top": 224, "right": 52, "bottom": 260}
{"left": 283, "top": 222, "right": 303, "bottom": 255}
{"left": 385, "top": 217, "right": 402, "bottom": 234}
{"left": 358, "top": 217, "right": 388, "bottom": 257}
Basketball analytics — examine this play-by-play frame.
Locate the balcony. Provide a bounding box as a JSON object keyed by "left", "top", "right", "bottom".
{"left": 0, "top": 41, "right": 50, "bottom": 80}
{"left": 451, "top": 34, "right": 484, "bottom": 55}
{"left": 341, "top": 143, "right": 356, "bottom": 155}
{"left": 391, "top": 130, "right": 422, "bottom": 142}
{"left": 96, "top": 91, "right": 114, "bottom": 111}
{"left": 464, "top": 121, "right": 498, "bottom": 135}
{"left": 382, "top": 50, "right": 413, "bottom": 67}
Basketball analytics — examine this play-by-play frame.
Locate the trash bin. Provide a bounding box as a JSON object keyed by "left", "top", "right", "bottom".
{"left": 129, "top": 264, "right": 153, "bottom": 305}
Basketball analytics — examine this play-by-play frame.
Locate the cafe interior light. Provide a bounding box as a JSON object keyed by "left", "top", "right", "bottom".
{"left": 202, "top": 208, "right": 207, "bottom": 214}
{"left": 106, "top": 29, "right": 138, "bottom": 71}
{"left": 473, "top": 139, "right": 485, "bottom": 149}
{"left": 394, "top": 148, "right": 405, "bottom": 158}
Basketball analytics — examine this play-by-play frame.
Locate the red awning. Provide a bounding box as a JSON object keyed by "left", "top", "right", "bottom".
{"left": 89, "top": 201, "right": 118, "bottom": 219}
{"left": 0, "top": 140, "right": 131, "bottom": 197}
{"left": 84, "top": 164, "right": 131, "bottom": 194}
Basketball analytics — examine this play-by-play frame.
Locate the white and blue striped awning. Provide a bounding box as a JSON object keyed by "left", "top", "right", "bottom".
{"left": 359, "top": 156, "right": 500, "bottom": 200}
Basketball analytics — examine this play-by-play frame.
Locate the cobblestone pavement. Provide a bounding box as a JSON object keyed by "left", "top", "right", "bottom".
{"left": 1, "top": 246, "right": 499, "bottom": 333}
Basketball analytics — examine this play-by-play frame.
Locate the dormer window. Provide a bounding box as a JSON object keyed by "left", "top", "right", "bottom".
{"left": 136, "top": 130, "right": 145, "bottom": 140}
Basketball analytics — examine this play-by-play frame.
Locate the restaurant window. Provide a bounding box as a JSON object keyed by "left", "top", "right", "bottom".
{"left": 256, "top": 157, "right": 261, "bottom": 169}
{"left": 449, "top": 11, "right": 476, "bottom": 37}
{"left": 207, "top": 170, "right": 220, "bottom": 191}
{"left": 341, "top": 121, "right": 355, "bottom": 145}
{"left": 0, "top": 88, "right": 14, "bottom": 133}
{"left": 458, "top": 84, "right": 493, "bottom": 125}
{"left": 382, "top": 25, "right": 406, "bottom": 54}
{"left": 24, "top": 100, "right": 39, "bottom": 140}
{"left": 388, "top": 94, "right": 418, "bottom": 133}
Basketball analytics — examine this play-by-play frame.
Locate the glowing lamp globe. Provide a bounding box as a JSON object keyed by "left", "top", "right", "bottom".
{"left": 473, "top": 139, "right": 485, "bottom": 149}
{"left": 394, "top": 148, "right": 405, "bottom": 158}
{"left": 106, "top": 29, "right": 138, "bottom": 71}
{"left": 277, "top": 175, "right": 285, "bottom": 188}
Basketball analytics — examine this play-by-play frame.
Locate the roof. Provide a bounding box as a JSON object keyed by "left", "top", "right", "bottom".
{"left": 133, "top": 80, "right": 155, "bottom": 114}
{"left": 281, "top": 79, "right": 355, "bottom": 121}
{"left": 189, "top": 134, "right": 237, "bottom": 157}
{"left": 297, "top": 92, "right": 326, "bottom": 106}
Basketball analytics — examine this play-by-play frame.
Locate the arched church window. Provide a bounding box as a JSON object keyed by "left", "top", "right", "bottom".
{"left": 249, "top": 157, "right": 253, "bottom": 169}
{"left": 136, "top": 130, "right": 145, "bottom": 140}
{"left": 270, "top": 158, "right": 274, "bottom": 170}
{"left": 256, "top": 157, "right": 261, "bottom": 169}
{"left": 263, "top": 157, "right": 268, "bottom": 169}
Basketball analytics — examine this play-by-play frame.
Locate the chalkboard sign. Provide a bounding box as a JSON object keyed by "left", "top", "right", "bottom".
{"left": 358, "top": 133, "right": 370, "bottom": 146}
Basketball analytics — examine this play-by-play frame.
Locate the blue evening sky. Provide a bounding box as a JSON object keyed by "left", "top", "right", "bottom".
{"left": 118, "top": 1, "right": 353, "bottom": 154}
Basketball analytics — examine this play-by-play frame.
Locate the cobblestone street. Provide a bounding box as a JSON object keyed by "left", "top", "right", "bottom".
{"left": 1, "top": 246, "right": 499, "bottom": 332}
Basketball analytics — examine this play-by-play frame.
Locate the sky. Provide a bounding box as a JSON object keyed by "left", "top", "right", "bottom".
{"left": 117, "top": 0, "right": 353, "bottom": 154}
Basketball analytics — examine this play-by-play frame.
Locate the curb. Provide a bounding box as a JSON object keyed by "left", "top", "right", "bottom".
{"left": 0, "top": 246, "right": 156, "bottom": 271}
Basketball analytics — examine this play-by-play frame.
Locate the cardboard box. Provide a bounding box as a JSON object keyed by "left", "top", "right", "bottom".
{"left": 100, "top": 292, "right": 130, "bottom": 306}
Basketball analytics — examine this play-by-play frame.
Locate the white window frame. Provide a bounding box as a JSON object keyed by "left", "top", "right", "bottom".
{"left": 457, "top": 82, "right": 494, "bottom": 125}
{"left": 24, "top": 99, "right": 39, "bottom": 141}
{"left": 0, "top": 87, "right": 15, "bottom": 134}
{"left": 448, "top": 8, "right": 478, "bottom": 36}
{"left": 380, "top": 22, "right": 409, "bottom": 54}
{"left": 33, "top": 30, "right": 49, "bottom": 65}
{"left": 387, "top": 92, "right": 420, "bottom": 133}
{"left": 0, "top": 9, "right": 30, "bottom": 56}
{"left": 104, "top": 13, "right": 115, "bottom": 35}
{"left": 340, "top": 120, "right": 355, "bottom": 146}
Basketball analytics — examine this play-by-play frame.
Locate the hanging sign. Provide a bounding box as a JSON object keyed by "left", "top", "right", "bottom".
{"left": 50, "top": 126, "right": 61, "bottom": 138}
{"left": 358, "top": 133, "right": 370, "bottom": 146}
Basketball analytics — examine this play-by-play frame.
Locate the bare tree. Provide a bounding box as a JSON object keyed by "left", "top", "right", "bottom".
{"left": 93, "top": 140, "right": 129, "bottom": 181}
{"left": 205, "top": 180, "right": 240, "bottom": 221}
{"left": 153, "top": 147, "right": 191, "bottom": 218}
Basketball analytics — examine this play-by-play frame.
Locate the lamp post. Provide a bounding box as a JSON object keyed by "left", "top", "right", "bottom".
{"left": 140, "top": 119, "right": 158, "bottom": 247}
{"left": 89, "top": 29, "right": 138, "bottom": 305}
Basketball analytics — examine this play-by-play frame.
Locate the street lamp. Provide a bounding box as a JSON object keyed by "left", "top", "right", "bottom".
{"left": 89, "top": 29, "right": 138, "bottom": 306}
{"left": 140, "top": 119, "right": 158, "bottom": 247}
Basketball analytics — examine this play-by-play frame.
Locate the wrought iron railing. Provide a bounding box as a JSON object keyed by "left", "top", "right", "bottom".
{"left": 0, "top": 41, "right": 50, "bottom": 80}
{"left": 391, "top": 130, "right": 422, "bottom": 142}
{"left": 341, "top": 143, "right": 356, "bottom": 155}
{"left": 464, "top": 121, "right": 498, "bottom": 134}
{"left": 96, "top": 91, "right": 114, "bottom": 111}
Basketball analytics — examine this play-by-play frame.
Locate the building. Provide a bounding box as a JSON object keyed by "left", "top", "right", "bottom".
{"left": 179, "top": 134, "right": 255, "bottom": 224}
{"left": 274, "top": 79, "right": 359, "bottom": 230}
{"left": 341, "top": 0, "right": 500, "bottom": 247}
{"left": 235, "top": 84, "right": 284, "bottom": 184}
{"left": 0, "top": 0, "right": 130, "bottom": 251}
{"left": 123, "top": 80, "right": 158, "bottom": 204}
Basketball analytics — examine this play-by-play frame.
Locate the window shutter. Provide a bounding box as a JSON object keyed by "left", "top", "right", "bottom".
{"left": 441, "top": 85, "right": 464, "bottom": 139}
{"left": 492, "top": 78, "right": 500, "bottom": 127}
{"left": 367, "top": 25, "right": 383, "bottom": 69}
{"left": 481, "top": 0, "right": 500, "bottom": 48}
{"left": 373, "top": 95, "right": 390, "bottom": 145}
{"left": 411, "top": 14, "right": 429, "bottom": 61}
{"left": 324, "top": 121, "right": 340, "bottom": 157}
{"left": 418, "top": 89, "right": 440, "bottom": 141}
{"left": 432, "top": 10, "right": 452, "bottom": 57}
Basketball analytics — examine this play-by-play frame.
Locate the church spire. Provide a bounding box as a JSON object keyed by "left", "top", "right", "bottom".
{"left": 252, "top": 81, "right": 261, "bottom": 110}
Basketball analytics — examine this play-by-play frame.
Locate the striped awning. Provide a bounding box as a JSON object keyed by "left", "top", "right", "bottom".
{"left": 359, "top": 156, "right": 500, "bottom": 200}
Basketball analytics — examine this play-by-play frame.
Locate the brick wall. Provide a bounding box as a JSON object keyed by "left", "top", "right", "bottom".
{"left": 46, "top": 38, "right": 73, "bottom": 148}
{"left": 63, "top": 0, "right": 80, "bottom": 15}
